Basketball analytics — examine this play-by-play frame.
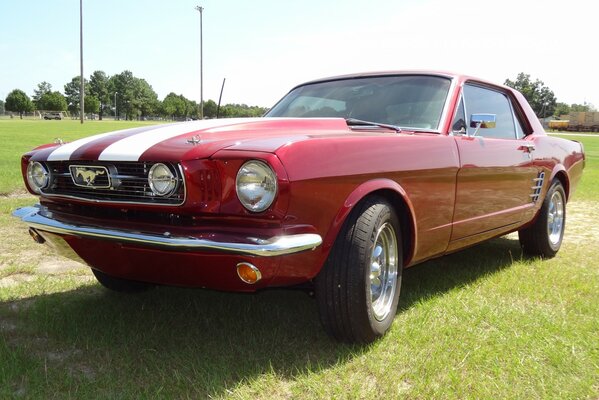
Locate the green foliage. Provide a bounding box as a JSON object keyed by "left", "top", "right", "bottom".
{"left": 32, "top": 81, "right": 52, "bottom": 105}
{"left": 504, "top": 73, "right": 556, "bottom": 117}
{"left": 84, "top": 95, "right": 100, "bottom": 114}
{"left": 162, "top": 92, "right": 188, "bottom": 119}
{"left": 552, "top": 102, "right": 596, "bottom": 118}
{"left": 64, "top": 76, "right": 90, "bottom": 113}
{"left": 570, "top": 102, "right": 596, "bottom": 112}
{"left": 5, "top": 89, "right": 33, "bottom": 119}
{"left": 0, "top": 100, "right": 4, "bottom": 114}
{"left": 37, "top": 91, "right": 67, "bottom": 112}
{"left": 89, "top": 71, "right": 110, "bottom": 120}
{"left": 203, "top": 99, "right": 217, "bottom": 118}
{"left": 219, "top": 103, "right": 268, "bottom": 118}
{"left": 109, "top": 71, "right": 159, "bottom": 120}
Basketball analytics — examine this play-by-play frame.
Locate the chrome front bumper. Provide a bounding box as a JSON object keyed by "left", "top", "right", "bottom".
{"left": 12, "top": 206, "right": 323, "bottom": 257}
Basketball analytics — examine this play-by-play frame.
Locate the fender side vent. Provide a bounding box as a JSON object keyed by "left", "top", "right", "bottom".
{"left": 529, "top": 171, "right": 545, "bottom": 203}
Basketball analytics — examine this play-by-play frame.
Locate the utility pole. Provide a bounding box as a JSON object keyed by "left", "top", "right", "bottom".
{"left": 195, "top": 5, "right": 204, "bottom": 119}
{"left": 79, "top": 0, "right": 84, "bottom": 124}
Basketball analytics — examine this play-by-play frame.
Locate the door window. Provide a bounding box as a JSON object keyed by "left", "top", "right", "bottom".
{"left": 463, "top": 85, "right": 518, "bottom": 139}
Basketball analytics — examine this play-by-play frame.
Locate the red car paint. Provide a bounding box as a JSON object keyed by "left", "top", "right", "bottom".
{"left": 16, "top": 72, "right": 585, "bottom": 291}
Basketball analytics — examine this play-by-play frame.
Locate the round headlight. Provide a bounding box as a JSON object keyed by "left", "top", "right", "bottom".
{"left": 148, "top": 163, "right": 177, "bottom": 196}
{"left": 236, "top": 160, "right": 278, "bottom": 212}
{"left": 27, "top": 161, "right": 49, "bottom": 194}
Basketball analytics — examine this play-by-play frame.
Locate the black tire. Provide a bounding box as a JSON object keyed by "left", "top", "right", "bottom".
{"left": 91, "top": 268, "right": 152, "bottom": 293}
{"left": 315, "top": 196, "right": 403, "bottom": 343}
{"left": 519, "top": 179, "right": 566, "bottom": 258}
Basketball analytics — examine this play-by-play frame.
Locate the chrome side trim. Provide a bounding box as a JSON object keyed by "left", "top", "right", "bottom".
{"left": 12, "top": 206, "right": 322, "bottom": 257}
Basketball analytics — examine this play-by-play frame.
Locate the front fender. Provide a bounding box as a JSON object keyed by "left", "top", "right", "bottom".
{"left": 322, "top": 178, "right": 417, "bottom": 264}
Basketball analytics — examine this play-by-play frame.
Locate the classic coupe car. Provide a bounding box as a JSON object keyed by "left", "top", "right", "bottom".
{"left": 14, "top": 72, "right": 585, "bottom": 343}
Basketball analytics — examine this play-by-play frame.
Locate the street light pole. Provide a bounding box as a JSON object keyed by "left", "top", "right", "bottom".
{"left": 79, "top": 0, "right": 84, "bottom": 124}
{"left": 114, "top": 92, "right": 118, "bottom": 120}
{"left": 195, "top": 5, "right": 204, "bottom": 119}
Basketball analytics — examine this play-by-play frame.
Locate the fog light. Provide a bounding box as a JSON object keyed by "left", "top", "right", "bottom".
{"left": 237, "top": 262, "right": 262, "bottom": 284}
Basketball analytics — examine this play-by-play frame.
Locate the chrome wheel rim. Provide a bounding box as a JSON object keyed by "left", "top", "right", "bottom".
{"left": 547, "top": 190, "right": 565, "bottom": 246}
{"left": 369, "top": 222, "right": 399, "bottom": 322}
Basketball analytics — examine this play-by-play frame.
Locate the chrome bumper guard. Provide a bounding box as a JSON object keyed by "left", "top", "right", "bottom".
{"left": 12, "top": 206, "right": 323, "bottom": 257}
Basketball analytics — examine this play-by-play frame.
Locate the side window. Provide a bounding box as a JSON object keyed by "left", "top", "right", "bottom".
{"left": 463, "top": 85, "right": 517, "bottom": 139}
{"left": 451, "top": 98, "right": 466, "bottom": 133}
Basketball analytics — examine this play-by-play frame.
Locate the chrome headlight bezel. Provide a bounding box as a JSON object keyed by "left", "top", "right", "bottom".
{"left": 27, "top": 161, "right": 50, "bottom": 194}
{"left": 148, "top": 163, "right": 177, "bottom": 197}
{"left": 236, "top": 160, "right": 278, "bottom": 213}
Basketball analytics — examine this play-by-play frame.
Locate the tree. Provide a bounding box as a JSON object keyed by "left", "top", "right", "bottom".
{"left": 38, "top": 91, "right": 67, "bottom": 111}
{"left": 85, "top": 95, "right": 100, "bottom": 114}
{"left": 64, "top": 76, "right": 90, "bottom": 113}
{"left": 0, "top": 99, "right": 4, "bottom": 114}
{"left": 32, "top": 81, "right": 52, "bottom": 105}
{"left": 162, "top": 92, "right": 187, "bottom": 119}
{"left": 553, "top": 102, "right": 570, "bottom": 118}
{"left": 219, "top": 103, "right": 268, "bottom": 118}
{"left": 504, "top": 73, "right": 557, "bottom": 117}
{"left": 5, "top": 89, "right": 34, "bottom": 118}
{"left": 109, "top": 71, "right": 159, "bottom": 120}
{"left": 570, "top": 102, "right": 596, "bottom": 112}
{"left": 89, "top": 71, "right": 110, "bottom": 120}
{"left": 203, "top": 99, "right": 217, "bottom": 118}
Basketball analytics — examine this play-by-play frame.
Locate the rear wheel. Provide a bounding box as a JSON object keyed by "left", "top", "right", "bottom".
{"left": 91, "top": 269, "right": 152, "bottom": 293}
{"left": 519, "top": 179, "right": 566, "bottom": 258}
{"left": 315, "top": 196, "right": 402, "bottom": 343}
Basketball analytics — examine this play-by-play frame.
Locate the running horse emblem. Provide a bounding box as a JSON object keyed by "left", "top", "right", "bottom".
{"left": 73, "top": 167, "right": 106, "bottom": 186}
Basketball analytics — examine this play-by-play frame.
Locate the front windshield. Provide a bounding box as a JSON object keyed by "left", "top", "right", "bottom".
{"left": 266, "top": 75, "right": 451, "bottom": 131}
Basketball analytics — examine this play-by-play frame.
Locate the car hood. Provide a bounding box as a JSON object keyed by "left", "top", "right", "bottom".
{"left": 29, "top": 118, "right": 354, "bottom": 162}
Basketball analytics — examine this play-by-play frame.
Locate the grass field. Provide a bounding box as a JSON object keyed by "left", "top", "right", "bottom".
{"left": 0, "top": 120, "right": 597, "bottom": 398}
{"left": 0, "top": 120, "right": 158, "bottom": 195}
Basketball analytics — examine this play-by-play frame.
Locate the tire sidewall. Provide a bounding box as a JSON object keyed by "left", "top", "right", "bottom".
{"left": 543, "top": 181, "right": 566, "bottom": 253}
{"left": 361, "top": 202, "right": 403, "bottom": 337}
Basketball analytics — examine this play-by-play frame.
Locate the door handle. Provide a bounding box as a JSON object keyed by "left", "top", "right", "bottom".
{"left": 519, "top": 143, "right": 535, "bottom": 152}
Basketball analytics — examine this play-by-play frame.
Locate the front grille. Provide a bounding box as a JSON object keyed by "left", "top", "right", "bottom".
{"left": 41, "top": 161, "right": 185, "bottom": 205}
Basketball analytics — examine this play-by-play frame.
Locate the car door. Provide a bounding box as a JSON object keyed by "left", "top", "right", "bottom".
{"left": 450, "top": 83, "right": 540, "bottom": 242}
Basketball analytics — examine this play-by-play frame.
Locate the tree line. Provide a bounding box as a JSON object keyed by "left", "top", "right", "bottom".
{"left": 3, "top": 70, "right": 268, "bottom": 120}
{"left": 504, "top": 72, "right": 595, "bottom": 118}
{"left": 4, "top": 71, "right": 595, "bottom": 121}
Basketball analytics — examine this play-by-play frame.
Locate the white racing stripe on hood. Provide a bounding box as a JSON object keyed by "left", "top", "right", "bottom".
{"left": 46, "top": 127, "right": 140, "bottom": 161}
{"left": 98, "top": 119, "right": 257, "bottom": 161}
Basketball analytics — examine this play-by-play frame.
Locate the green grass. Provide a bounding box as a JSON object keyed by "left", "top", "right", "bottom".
{"left": 556, "top": 134, "right": 599, "bottom": 201}
{"left": 0, "top": 122, "right": 598, "bottom": 398}
{"left": 0, "top": 120, "right": 159, "bottom": 194}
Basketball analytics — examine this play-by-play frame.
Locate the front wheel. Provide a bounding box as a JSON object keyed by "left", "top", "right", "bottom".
{"left": 315, "top": 196, "right": 403, "bottom": 343}
{"left": 91, "top": 269, "right": 153, "bottom": 293}
{"left": 519, "top": 179, "right": 566, "bottom": 258}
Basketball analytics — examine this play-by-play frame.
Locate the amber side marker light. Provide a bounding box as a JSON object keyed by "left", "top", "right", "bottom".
{"left": 237, "top": 262, "right": 262, "bottom": 284}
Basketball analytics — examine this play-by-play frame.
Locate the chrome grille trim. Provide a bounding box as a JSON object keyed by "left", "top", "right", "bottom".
{"left": 40, "top": 161, "right": 186, "bottom": 206}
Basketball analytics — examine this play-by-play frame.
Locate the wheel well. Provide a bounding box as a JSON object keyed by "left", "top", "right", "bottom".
{"left": 553, "top": 171, "right": 570, "bottom": 200}
{"left": 368, "top": 189, "right": 414, "bottom": 265}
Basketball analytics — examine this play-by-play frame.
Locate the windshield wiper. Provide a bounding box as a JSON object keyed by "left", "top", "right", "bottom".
{"left": 345, "top": 118, "right": 402, "bottom": 133}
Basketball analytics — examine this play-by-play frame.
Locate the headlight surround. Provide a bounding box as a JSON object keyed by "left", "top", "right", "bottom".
{"left": 148, "top": 163, "right": 177, "bottom": 196}
{"left": 27, "top": 161, "right": 50, "bottom": 194}
{"left": 236, "top": 160, "right": 278, "bottom": 212}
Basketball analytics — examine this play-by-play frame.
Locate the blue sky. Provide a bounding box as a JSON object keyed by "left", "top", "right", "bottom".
{"left": 1, "top": 0, "right": 597, "bottom": 108}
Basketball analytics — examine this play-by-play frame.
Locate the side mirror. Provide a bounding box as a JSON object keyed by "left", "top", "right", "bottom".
{"left": 469, "top": 113, "right": 496, "bottom": 136}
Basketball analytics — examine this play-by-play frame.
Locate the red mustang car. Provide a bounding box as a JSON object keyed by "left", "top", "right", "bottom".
{"left": 14, "top": 72, "right": 585, "bottom": 343}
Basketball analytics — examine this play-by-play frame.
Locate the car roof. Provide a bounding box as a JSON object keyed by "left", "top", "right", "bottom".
{"left": 291, "top": 70, "right": 507, "bottom": 92}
